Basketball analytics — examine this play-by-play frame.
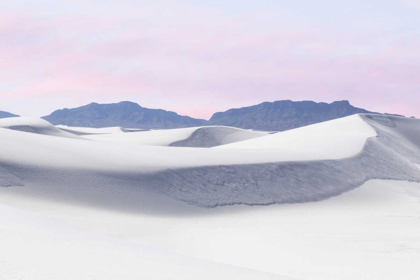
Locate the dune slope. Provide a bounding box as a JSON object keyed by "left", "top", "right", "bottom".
{"left": 1, "top": 114, "right": 420, "bottom": 279}
{"left": 0, "top": 117, "right": 80, "bottom": 139}
{"left": 0, "top": 114, "right": 419, "bottom": 208}
{"left": 80, "top": 126, "right": 267, "bottom": 147}
{"left": 1, "top": 179, "right": 419, "bottom": 280}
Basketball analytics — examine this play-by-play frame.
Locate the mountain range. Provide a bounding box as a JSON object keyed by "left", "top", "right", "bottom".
{"left": 42, "top": 101, "right": 207, "bottom": 129}
{"left": 0, "top": 110, "right": 19, "bottom": 119}
{"left": 41, "top": 100, "right": 375, "bottom": 131}
{"left": 208, "top": 100, "right": 372, "bottom": 131}
{"left": 2, "top": 100, "right": 378, "bottom": 131}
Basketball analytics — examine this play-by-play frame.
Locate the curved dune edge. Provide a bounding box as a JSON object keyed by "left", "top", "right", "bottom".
{"left": 169, "top": 126, "right": 268, "bottom": 148}
{"left": 151, "top": 114, "right": 420, "bottom": 207}
{"left": 80, "top": 125, "right": 267, "bottom": 147}
{"left": 0, "top": 114, "right": 419, "bottom": 209}
{"left": 0, "top": 114, "right": 375, "bottom": 171}
{"left": 0, "top": 117, "right": 80, "bottom": 139}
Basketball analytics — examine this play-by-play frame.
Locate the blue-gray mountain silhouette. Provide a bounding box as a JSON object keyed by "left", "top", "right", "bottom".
{"left": 0, "top": 110, "right": 19, "bottom": 119}
{"left": 42, "top": 101, "right": 207, "bottom": 129}
{"left": 42, "top": 100, "right": 375, "bottom": 131}
{"left": 208, "top": 100, "right": 372, "bottom": 131}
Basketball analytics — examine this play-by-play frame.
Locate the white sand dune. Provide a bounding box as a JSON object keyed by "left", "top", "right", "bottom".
{"left": 0, "top": 115, "right": 379, "bottom": 207}
{"left": 1, "top": 114, "right": 419, "bottom": 207}
{"left": 57, "top": 125, "right": 130, "bottom": 135}
{"left": 0, "top": 190, "right": 297, "bottom": 280}
{"left": 1, "top": 113, "right": 420, "bottom": 279}
{"left": 0, "top": 117, "right": 80, "bottom": 139}
{"left": 217, "top": 114, "right": 376, "bottom": 157}
{"left": 80, "top": 125, "right": 268, "bottom": 147}
{"left": 81, "top": 126, "right": 200, "bottom": 146}
{"left": 169, "top": 126, "right": 269, "bottom": 147}
{"left": 0, "top": 179, "right": 419, "bottom": 280}
{"left": 0, "top": 115, "right": 376, "bottom": 171}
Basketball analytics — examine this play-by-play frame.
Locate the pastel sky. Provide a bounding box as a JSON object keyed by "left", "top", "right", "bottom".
{"left": 1, "top": 0, "right": 419, "bottom": 119}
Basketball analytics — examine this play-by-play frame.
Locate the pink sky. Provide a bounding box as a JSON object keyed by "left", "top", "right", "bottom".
{"left": 0, "top": 1, "right": 419, "bottom": 119}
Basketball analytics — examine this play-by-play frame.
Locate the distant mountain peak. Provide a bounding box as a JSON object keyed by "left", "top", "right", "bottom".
{"left": 209, "top": 99, "right": 372, "bottom": 131}
{"left": 331, "top": 100, "right": 351, "bottom": 105}
{"left": 0, "top": 110, "right": 19, "bottom": 119}
{"left": 41, "top": 99, "right": 376, "bottom": 131}
{"left": 42, "top": 101, "right": 206, "bottom": 129}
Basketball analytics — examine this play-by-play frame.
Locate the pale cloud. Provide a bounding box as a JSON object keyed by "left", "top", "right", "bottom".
{"left": 0, "top": 0, "right": 419, "bottom": 119}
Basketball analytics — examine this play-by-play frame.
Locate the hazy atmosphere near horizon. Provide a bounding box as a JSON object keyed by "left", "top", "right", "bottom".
{"left": 1, "top": 1, "right": 420, "bottom": 280}
{"left": 1, "top": 0, "right": 419, "bottom": 118}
